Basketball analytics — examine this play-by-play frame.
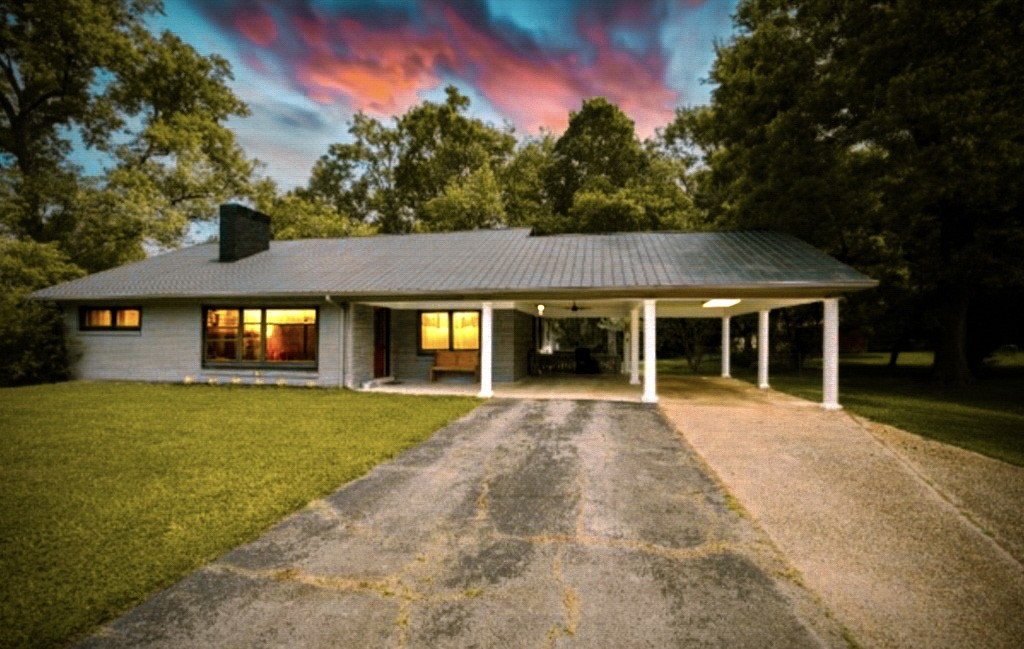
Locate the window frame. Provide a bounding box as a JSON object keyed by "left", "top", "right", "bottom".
{"left": 79, "top": 306, "right": 143, "bottom": 332}
{"left": 202, "top": 306, "right": 319, "bottom": 370}
{"left": 417, "top": 310, "right": 481, "bottom": 354}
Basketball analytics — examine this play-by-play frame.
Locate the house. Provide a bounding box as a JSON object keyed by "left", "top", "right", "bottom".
{"left": 32, "top": 204, "right": 877, "bottom": 406}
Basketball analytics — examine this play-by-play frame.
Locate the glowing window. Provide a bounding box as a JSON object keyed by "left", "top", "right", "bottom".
{"left": 452, "top": 312, "right": 480, "bottom": 350}
{"left": 420, "top": 310, "right": 480, "bottom": 352}
{"left": 203, "top": 307, "right": 317, "bottom": 367}
{"left": 80, "top": 307, "right": 142, "bottom": 331}
{"left": 420, "top": 312, "right": 450, "bottom": 350}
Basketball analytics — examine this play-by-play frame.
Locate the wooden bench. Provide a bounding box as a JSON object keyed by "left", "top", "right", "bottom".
{"left": 430, "top": 350, "right": 480, "bottom": 381}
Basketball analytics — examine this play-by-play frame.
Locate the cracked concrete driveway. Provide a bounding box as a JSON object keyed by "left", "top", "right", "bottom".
{"left": 78, "top": 400, "right": 848, "bottom": 648}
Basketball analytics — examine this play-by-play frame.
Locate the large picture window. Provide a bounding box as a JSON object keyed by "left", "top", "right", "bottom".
{"left": 204, "top": 307, "right": 317, "bottom": 367}
{"left": 419, "top": 311, "right": 479, "bottom": 352}
{"left": 79, "top": 307, "right": 142, "bottom": 331}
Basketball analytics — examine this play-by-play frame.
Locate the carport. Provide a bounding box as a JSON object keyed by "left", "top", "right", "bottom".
{"left": 365, "top": 295, "right": 845, "bottom": 408}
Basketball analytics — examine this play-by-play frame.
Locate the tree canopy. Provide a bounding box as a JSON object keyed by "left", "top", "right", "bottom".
{"left": 1, "top": 0, "right": 255, "bottom": 273}
{"left": 674, "top": 0, "right": 1024, "bottom": 384}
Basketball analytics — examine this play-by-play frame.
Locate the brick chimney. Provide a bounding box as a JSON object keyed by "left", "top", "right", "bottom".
{"left": 219, "top": 204, "right": 271, "bottom": 262}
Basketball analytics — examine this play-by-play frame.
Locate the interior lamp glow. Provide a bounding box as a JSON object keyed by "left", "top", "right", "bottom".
{"left": 536, "top": 304, "right": 545, "bottom": 316}
{"left": 702, "top": 299, "right": 741, "bottom": 308}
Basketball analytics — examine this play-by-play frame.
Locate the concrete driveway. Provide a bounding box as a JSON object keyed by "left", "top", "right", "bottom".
{"left": 660, "top": 375, "right": 1024, "bottom": 649}
{"left": 78, "top": 399, "right": 848, "bottom": 648}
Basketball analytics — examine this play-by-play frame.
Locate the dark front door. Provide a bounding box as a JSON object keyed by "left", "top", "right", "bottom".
{"left": 373, "top": 308, "right": 391, "bottom": 378}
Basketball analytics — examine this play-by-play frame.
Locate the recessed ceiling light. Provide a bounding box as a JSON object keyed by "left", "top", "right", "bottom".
{"left": 702, "top": 299, "right": 741, "bottom": 308}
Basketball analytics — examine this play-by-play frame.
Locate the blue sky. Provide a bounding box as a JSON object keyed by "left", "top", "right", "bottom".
{"left": 144, "top": 0, "right": 739, "bottom": 190}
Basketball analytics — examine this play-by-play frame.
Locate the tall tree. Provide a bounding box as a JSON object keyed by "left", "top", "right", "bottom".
{"left": 1, "top": 0, "right": 255, "bottom": 272}
{"left": 538, "top": 98, "right": 698, "bottom": 234}
{"left": 499, "top": 134, "right": 555, "bottom": 228}
{"left": 395, "top": 85, "right": 515, "bottom": 227}
{"left": 544, "top": 97, "right": 648, "bottom": 218}
{"left": 678, "top": 0, "right": 1024, "bottom": 385}
{"left": 252, "top": 178, "right": 374, "bottom": 240}
{"left": 306, "top": 86, "right": 514, "bottom": 233}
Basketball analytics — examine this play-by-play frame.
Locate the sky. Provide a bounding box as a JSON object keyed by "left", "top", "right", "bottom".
{"left": 148, "top": 0, "right": 740, "bottom": 190}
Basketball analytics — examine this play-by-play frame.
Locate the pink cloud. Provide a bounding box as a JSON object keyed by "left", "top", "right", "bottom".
{"left": 444, "top": 8, "right": 677, "bottom": 137}
{"left": 222, "top": 2, "right": 680, "bottom": 137}
{"left": 234, "top": 9, "right": 277, "bottom": 47}
{"left": 295, "top": 18, "right": 455, "bottom": 115}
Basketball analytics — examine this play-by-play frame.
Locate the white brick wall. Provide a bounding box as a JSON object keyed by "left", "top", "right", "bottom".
{"left": 64, "top": 300, "right": 344, "bottom": 387}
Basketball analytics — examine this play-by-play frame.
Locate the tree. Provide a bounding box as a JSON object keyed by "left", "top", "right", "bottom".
{"left": 306, "top": 86, "right": 514, "bottom": 233}
{"left": 534, "top": 98, "right": 699, "bottom": 235}
{"left": 252, "top": 179, "right": 375, "bottom": 240}
{"left": 1, "top": 0, "right": 255, "bottom": 383}
{"left": 499, "top": 134, "right": 555, "bottom": 228}
{"left": 395, "top": 86, "right": 515, "bottom": 227}
{"left": 676, "top": 0, "right": 1024, "bottom": 385}
{"left": 544, "top": 97, "right": 648, "bottom": 218}
{"left": 0, "top": 240, "right": 83, "bottom": 385}
{"left": 1, "top": 0, "right": 255, "bottom": 271}
{"left": 422, "top": 164, "right": 506, "bottom": 231}
{"left": 304, "top": 112, "right": 407, "bottom": 232}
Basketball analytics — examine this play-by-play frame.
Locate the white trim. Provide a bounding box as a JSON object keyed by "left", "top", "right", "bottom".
{"left": 758, "top": 310, "right": 770, "bottom": 389}
{"left": 822, "top": 298, "right": 842, "bottom": 410}
{"left": 642, "top": 299, "right": 658, "bottom": 403}
{"left": 630, "top": 306, "right": 641, "bottom": 385}
{"left": 479, "top": 302, "right": 494, "bottom": 398}
{"left": 721, "top": 316, "right": 731, "bottom": 378}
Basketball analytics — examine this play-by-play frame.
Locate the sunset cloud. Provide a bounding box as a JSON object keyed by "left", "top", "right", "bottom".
{"left": 194, "top": 0, "right": 713, "bottom": 137}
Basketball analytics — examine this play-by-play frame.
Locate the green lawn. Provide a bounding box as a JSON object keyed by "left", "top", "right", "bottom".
{"left": 662, "top": 351, "right": 1024, "bottom": 466}
{"left": 0, "top": 382, "right": 478, "bottom": 649}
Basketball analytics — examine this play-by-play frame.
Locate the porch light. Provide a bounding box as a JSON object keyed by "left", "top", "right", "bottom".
{"left": 703, "top": 299, "right": 741, "bottom": 308}
{"left": 537, "top": 304, "right": 545, "bottom": 316}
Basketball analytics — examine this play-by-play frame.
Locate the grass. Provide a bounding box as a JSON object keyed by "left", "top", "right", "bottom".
{"left": 0, "top": 382, "right": 478, "bottom": 649}
{"left": 661, "top": 351, "right": 1024, "bottom": 466}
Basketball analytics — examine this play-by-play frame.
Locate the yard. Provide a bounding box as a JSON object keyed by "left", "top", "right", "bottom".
{"left": 661, "top": 350, "right": 1024, "bottom": 467}
{"left": 0, "top": 383, "right": 478, "bottom": 649}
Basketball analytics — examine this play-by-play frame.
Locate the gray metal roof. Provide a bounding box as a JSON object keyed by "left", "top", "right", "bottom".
{"left": 32, "top": 228, "right": 876, "bottom": 301}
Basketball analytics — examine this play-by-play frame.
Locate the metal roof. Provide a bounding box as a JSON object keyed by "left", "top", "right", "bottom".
{"left": 32, "top": 228, "right": 876, "bottom": 301}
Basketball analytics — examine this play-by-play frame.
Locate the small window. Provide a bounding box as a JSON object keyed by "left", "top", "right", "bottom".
{"left": 80, "top": 307, "right": 142, "bottom": 331}
{"left": 203, "top": 307, "right": 317, "bottom": 368}
{"left": 419, "top": 310, "right": 480, "bottom": 353}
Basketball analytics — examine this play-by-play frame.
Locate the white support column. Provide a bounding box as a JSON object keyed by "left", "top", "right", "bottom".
{"left": 630, "top": 306, "right": 640, "bottom": 385}
{"left": 642, "top": 299, "right": 658, "bottom": 403}
{"left": 822, "top": 298, "right": 842, "bottom": 410}
{"left": 721, "top": 316, "right": 732, "bottom": 378}
{"left": 758, "top": 309, "right": 770, "bottom": 389}
{"left": 479, "top": 302, "right": 494, "bottom": 398}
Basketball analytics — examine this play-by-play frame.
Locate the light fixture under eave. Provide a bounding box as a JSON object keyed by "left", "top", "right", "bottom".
{"left": 537, "top": 304, "right": 545, "bottom": 316}
{"left": 703, "top": 299, "right": 741, "bottom": 308}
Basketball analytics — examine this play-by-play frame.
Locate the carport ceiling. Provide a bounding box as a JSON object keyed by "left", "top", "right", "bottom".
{"left": 363, "top": 298, "right": 823, "bottom": 320}
{"left": 513, "top": 298, "right": 822, "bottom": 319}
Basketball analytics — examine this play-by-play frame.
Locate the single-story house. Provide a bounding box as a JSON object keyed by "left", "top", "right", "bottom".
{"left": 32, "top": 204, "right": 877, "bottom": 407}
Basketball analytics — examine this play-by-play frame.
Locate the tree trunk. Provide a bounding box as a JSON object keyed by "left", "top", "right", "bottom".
{"left": 932, "top": 281, "right": 973, "bottom": 386}
{"left": 887, "top": 335, "right": 905, "bottom": 369}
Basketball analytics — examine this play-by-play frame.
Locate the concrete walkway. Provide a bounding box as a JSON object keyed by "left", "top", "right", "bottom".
{"left": 78, "top": 399, "right": 847, "bottom": 648}
{"left": 660, "top": 376, "right": 1024, "bottom": 649}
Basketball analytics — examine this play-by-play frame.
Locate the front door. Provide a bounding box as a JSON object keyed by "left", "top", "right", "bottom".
{"left": 373, "top": 308, "right": 391, "bottom": 378}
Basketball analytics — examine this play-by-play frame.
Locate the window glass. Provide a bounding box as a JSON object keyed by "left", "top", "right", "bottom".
{"left": 205, "top": 309, "right": 239, "bottom": 361}
{"left": 203, "top": 307, "right": 317, "bottom": 366}
{"left": 452, "top": 311, "right": 480, "bottom": 350}
{"left": 242, "top": 309, "right": 262, "bottom": 361}
{"left": 265, "top": 309, "right": 317, "bottom": 361}
{"left": 421, "top": 312, "right": 450, "bottom": 350}
{"left": 85, "top": 309, "right": 112, "bottom": 328}
{"left": 116, "top": 309, "right": 140, "bottom": 328}
{"left": 81, "top": 307, "right": 141, "bottom": 330}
